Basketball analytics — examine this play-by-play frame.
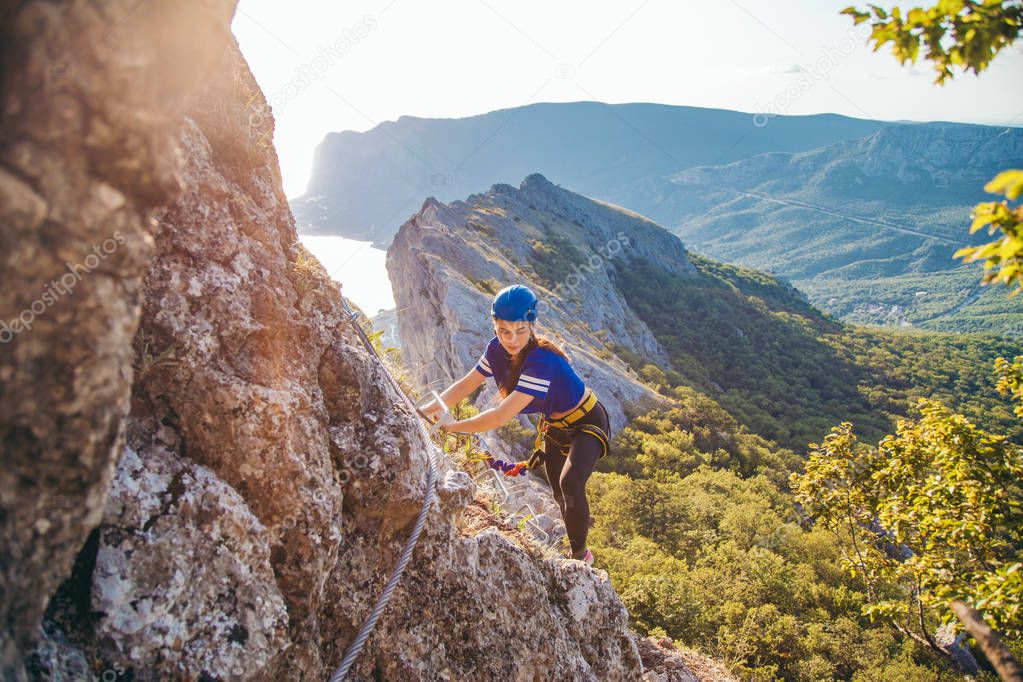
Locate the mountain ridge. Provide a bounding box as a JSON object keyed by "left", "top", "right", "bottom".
{"left": 293, "top": 101, "right": 886, "bottom": 245}
{"left": 387, "top": 171, "right": 690, "bottom": 440}
{"left": 663, "top": 123, "right": 1023, "bottom": 333}
{"left": 292, "top": 102, "right": 1019, "bottom": 332}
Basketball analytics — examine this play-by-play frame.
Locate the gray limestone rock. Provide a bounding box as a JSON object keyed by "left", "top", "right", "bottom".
{"left": 387, "top": 172, "right": 688, "bottom": 438}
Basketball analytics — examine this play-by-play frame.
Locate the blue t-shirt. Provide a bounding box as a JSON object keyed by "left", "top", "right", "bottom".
{"left": 473, "top": 336, "right": 586, "bottom": 417}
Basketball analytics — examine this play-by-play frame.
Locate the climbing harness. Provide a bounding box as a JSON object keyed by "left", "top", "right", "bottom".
{"left": 532, "top": 388, "right": 610, "bottom": 461}
{"left": 485, "top": 448, "right": 543, "bottom": 477}
{"left": 483, "top": 388, "right": 612, "bottom": 478}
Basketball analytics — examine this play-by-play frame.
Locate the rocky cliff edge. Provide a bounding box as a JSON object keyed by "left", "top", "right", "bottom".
{"left": 1, "top": 2, "right": 658, "bottom": 680}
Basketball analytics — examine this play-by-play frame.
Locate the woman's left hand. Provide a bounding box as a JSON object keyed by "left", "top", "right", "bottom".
{"left": 430, "top": 412, "right": 456, "bottom": 436}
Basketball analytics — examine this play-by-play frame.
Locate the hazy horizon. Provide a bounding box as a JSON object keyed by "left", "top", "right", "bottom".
{"left": 233, "top": 0, "right": 1023, "bottom": 199}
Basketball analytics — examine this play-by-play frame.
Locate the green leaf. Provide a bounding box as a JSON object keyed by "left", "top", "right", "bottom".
{"left": 985, "top": 169, "right": 1023, "bottom": 201}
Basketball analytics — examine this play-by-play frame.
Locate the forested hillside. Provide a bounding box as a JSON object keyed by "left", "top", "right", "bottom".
{"left": 659, "top": 124, "right": 1023, "bottom": 334}
{"left": 611, "top": 251, "right": 1021, "bottom": 452}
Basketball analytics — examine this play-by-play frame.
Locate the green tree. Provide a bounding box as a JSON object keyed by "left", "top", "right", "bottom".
{"left": 836, "top": 7, "right": 1023, "bottom": 675}
{"left": 996, "top": 355, "right": 1023, "bottom": 415}
{"left": 792, "top": 409, "right": 1023, "bottom": 659}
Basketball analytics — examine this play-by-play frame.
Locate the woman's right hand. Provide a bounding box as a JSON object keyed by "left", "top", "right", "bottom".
{"left": 421, "top": 398, "right": 443, "bottom": 420}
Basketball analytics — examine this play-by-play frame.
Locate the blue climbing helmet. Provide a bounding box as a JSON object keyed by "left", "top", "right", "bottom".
{"left": 491, "top": 284, "right": 538, "bottom": 322}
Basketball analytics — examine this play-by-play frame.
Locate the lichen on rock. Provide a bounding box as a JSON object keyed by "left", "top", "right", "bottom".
{"left": 91, "top": 446, "right": 289, "bottom": 679}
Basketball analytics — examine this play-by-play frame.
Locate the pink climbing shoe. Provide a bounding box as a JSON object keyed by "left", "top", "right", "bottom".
{"left": 571, "top": 548, "right": 594, "bottom": 566}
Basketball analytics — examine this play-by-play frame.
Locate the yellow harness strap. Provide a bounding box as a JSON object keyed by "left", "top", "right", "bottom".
{"left": 547, "top": 388, "right": 598, "bottom": 428}
{"left": 532, "top": 388, "right": 609, "bottom": 461}
{"left": 575, "top": 423, "right": 609, "bottom": 457}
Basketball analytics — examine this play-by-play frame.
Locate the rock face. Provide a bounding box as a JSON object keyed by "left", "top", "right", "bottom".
{"left": 90, "top": 446, "right": 290, "bottom": 676}
{"left": 0, "top": 1, "right": 237, "bottom": 678}
{"left": 387, "top": 173, "right": 692, "bottom": 438}
{"left": 3, "top": 3, "right": 658, "bottom": 681}
{"left": 850, "top": 124, "right": 1023, "bottom": 184}
{"left": 636, "top": 637, "right": 736, "bottom": 682}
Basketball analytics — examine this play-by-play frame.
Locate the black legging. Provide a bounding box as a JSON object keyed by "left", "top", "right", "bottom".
{"left": 542, "top": 400, "right": 611, "bottom": 555}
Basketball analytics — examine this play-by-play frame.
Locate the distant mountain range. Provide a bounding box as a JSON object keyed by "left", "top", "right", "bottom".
{"left": 292, "top": 101, "right": 1022, "bottom": 334}
{"left": 650, "top": 124, "right": 1023, "bottom": 333}
{"left": 291, "top": 101, "right": 882, "bottom": 244}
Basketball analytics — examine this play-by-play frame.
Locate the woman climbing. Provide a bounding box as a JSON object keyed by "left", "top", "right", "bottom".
{"left": 421, "top": 284, "right": 611, "bottom": 566}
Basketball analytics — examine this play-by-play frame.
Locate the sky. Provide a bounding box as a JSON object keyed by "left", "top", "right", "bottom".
{"left": 232, "top": 0, "right": 1023, "bottom": 200}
